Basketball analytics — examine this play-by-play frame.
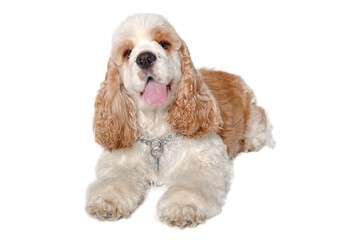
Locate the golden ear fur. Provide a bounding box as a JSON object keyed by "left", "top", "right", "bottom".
{"left": 93, "top": 58, "right": 138, "bottom": 151}
{"left": 168, "top": 41, "right": 222, "bottom": 137}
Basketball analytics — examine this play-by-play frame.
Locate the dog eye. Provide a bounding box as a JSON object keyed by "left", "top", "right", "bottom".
{"left": 159, "top": 41, "right": 171, "bottom": 50}
{"left": 124, "top": 49, "right": 132, "bottom": 58}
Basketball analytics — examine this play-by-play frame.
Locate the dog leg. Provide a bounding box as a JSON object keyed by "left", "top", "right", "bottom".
{"left": 157, "top": 133, "right": 233, "bottom": 230}
{"left": 86, "top": 151, "right": 149, "bottom": 221}
{"left": 157, "top": 168, "right": 231, "bottom": 228}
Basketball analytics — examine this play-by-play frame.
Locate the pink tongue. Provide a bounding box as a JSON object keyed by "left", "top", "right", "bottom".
{"left": 143, "top": 79, "right": 167, "bottom": 106}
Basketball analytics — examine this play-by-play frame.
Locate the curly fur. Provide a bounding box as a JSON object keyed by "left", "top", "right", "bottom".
{"left": 168, "top": 42, "right": 222, "bottom": 138}
{"left": 93, "top": 58, "right": 138, "bottom": 151}
{"left": 86, "top": 13, "right": 275, "bottom": 228}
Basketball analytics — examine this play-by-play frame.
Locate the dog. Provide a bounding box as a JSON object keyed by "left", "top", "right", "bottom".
{"left": 86, "top": 13, "right": 275, "bottom": 228}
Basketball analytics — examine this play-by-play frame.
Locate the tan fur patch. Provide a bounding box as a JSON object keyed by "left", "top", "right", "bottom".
{"left": 168, "top": 42, "right": 221, "bottom": 138}
{"left": 199, "top": 68, "right": 255, "bottom": 159}
{"left": 93, "top": 58, "right": 138, "bottom": 152}
{"left": 112, "top": 40, "right": 134, "bottom": 65}
{"left": 151, "top": 26, "right": 181, "bottom": 51}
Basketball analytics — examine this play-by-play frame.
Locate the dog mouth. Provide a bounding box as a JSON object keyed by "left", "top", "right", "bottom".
{"left": 140, "top": 75, "right": 172, "bottom": 106}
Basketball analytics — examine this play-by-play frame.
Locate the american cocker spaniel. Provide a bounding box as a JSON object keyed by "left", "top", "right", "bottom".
{"left": 86, "top": 13, "right": 275, "bottom": 228}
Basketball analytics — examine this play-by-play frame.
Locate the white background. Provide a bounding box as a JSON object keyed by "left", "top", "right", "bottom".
{"left": 0, "top": 0, "right": 359, "bottom": 239}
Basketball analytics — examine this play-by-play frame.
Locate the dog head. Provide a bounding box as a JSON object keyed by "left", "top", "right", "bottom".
{"left": 94, "top": 14, "right": 221, "bottom": 151}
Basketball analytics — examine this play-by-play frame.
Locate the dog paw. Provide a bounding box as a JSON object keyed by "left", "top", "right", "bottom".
{"left": 86, "top": 179, "right": 146, "bottom": 221}
{"left": 158, "top": 202, "right": 207, "bottom": 228}
{"left": 86, "top": 197, "right": 123, "bottom": 221}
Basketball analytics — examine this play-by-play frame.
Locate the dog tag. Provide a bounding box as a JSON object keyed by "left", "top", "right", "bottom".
{"left": 150, "top": 139, "right": 163, "bottom": 172}
{"left": 155, "top": 157, "right": 160, "bottom": 172}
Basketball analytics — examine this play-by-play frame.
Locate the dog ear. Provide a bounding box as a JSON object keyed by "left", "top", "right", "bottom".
{"left": 168, "top": 41, "right": 222, "bottom": 138}
{"left": 93, "top": 57, "right": 138, "bottom": 151}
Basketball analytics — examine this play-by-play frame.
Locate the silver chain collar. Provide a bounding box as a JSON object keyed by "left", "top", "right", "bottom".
{"left": 137, "top": 133, "right": 176, "bottom": 172}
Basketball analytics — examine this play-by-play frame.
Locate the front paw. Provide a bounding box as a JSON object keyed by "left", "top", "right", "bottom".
{"left": 158, "top": 188, "right": 220, "bottom": 228}
{"left": 86, "top": 197, "right": 122, "bottom": 221}
{"left": 158, "top": 202, "right": 206, "bottom": 228}
{"left": 86, "top": 189, "right": 142, "bottom": 221}
{"left": 86, "top": 178, "right": 146, "bottom": 221}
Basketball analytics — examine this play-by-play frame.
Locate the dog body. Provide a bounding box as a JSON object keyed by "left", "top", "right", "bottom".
{"left": 86, "top": 13, "right": 274, "bottom": 228}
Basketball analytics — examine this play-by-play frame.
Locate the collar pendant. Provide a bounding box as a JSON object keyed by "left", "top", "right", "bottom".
{"left": 137, "top": 134, "right": 175, "bottom": 172}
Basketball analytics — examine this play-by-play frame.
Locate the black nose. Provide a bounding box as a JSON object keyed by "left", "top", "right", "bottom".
{"left": 136, "top": 52, "right": 157, "bottom": 69}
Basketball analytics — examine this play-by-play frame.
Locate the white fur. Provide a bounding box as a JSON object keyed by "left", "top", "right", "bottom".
{"left": 86, "top": 14, "right": 234, "bottom": 227}
{"left": 244, "top": 97, "right": 276, "bottom": 152}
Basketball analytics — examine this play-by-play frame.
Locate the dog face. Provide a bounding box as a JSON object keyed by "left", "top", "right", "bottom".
{"left": 111, "top": 14, "right": 183, "bottom": 109}
{"left": 94, "top": 14, "right": 221, "bottom": 151}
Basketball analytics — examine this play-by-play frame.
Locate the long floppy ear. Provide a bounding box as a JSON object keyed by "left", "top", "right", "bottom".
{"left": 168, "top": 41, "right": 222, "bottom": 137}
{"left": 93, "top": 57, "right": 138, "bottom": 151}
